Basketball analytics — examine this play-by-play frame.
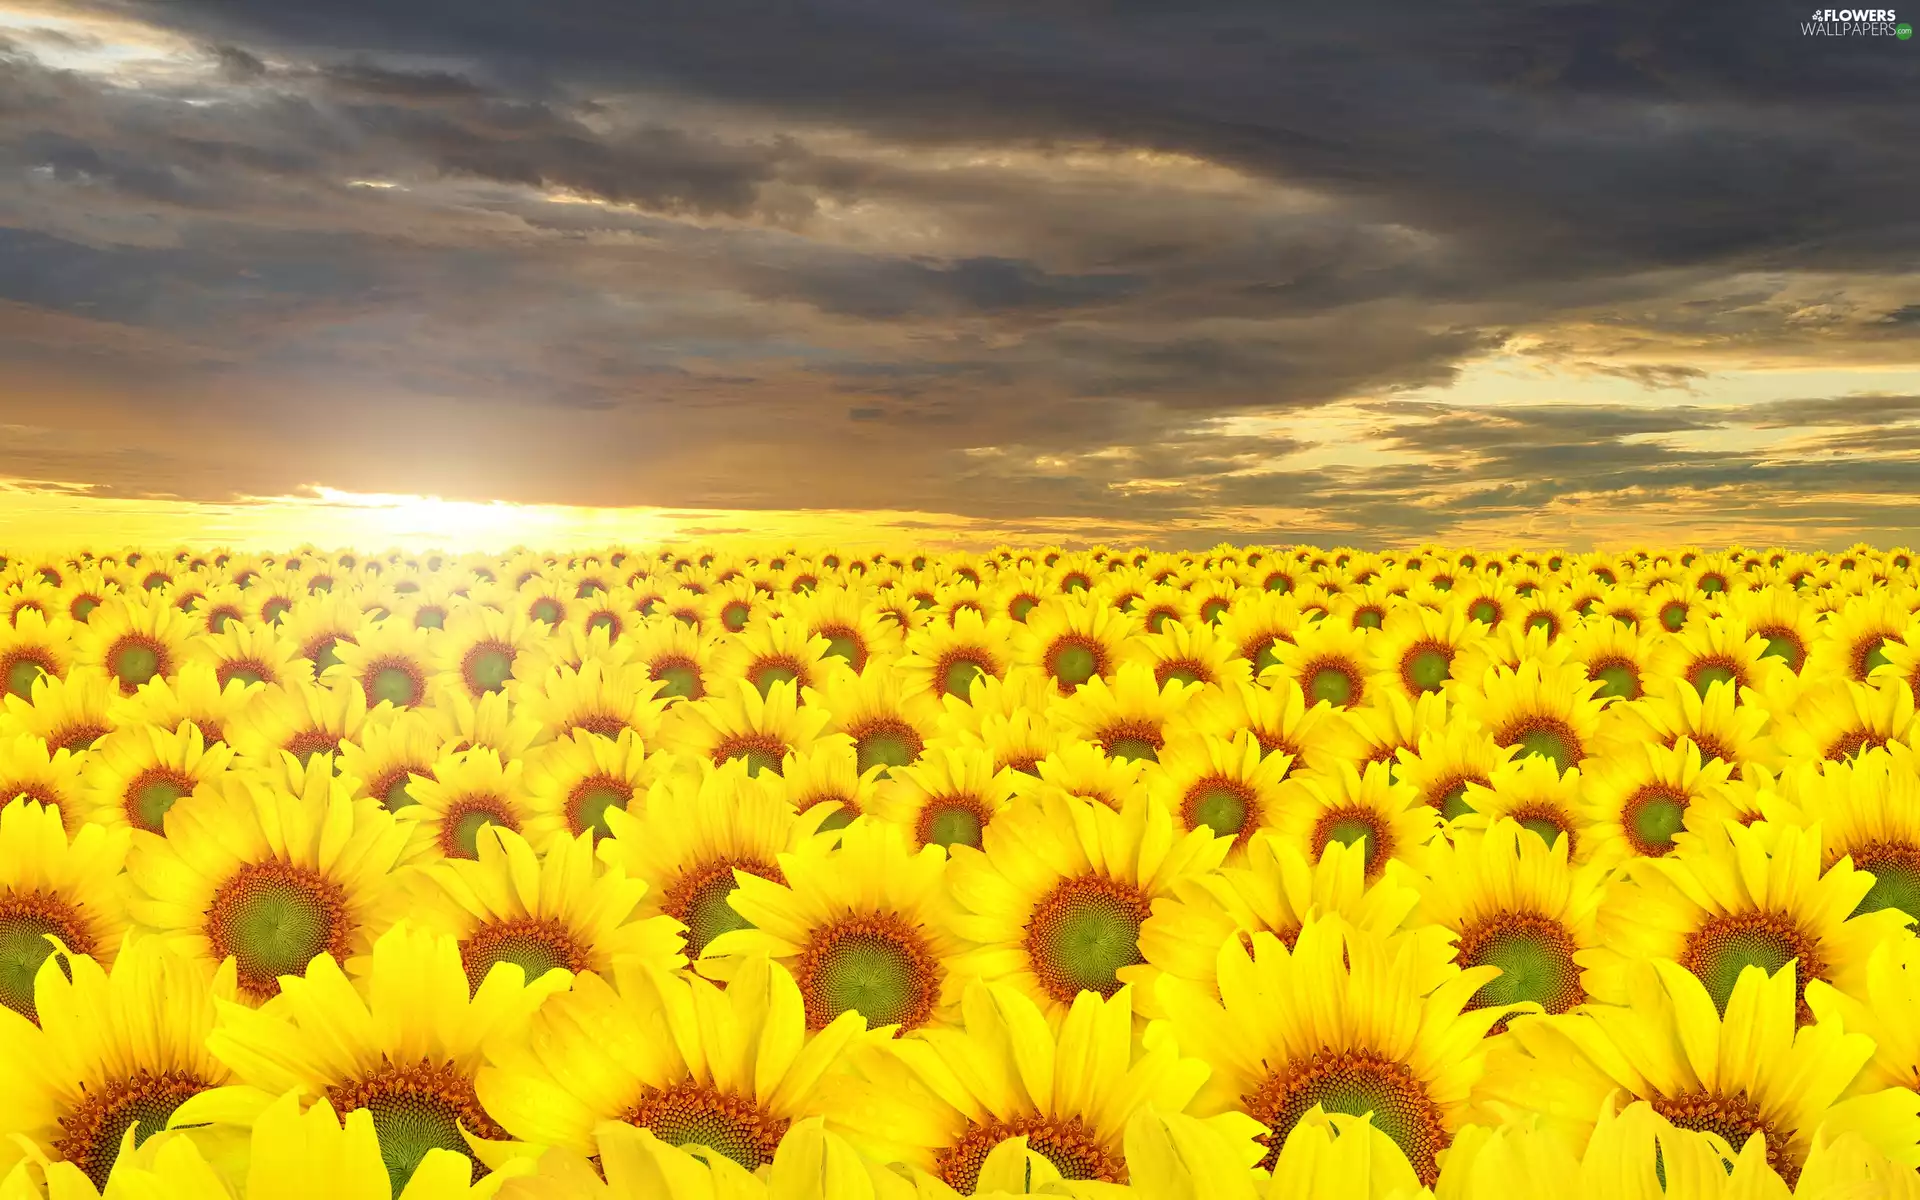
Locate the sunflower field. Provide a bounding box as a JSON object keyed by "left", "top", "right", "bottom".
{"left": 8, "top": 542, "right": 1920, "bottom": 1200}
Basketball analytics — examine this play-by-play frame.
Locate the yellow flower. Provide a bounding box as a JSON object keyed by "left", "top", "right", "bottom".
{"left": 0, "top": 668, "right": 120, "bottom": 755}
{"left": 1266, "top": 620, "right": 1374, "bottom": 709}
{"left": 0, "top": 798, "right": 130, "bottom": 1025}
{"left": 804, "top": 662, "right": 944, "bottom": 779}
{"left": 517, "top": 659, "right": 670, "bottom": 746}
{"left": 897, "top": 609, "right": 1014, "bottom": 705}
{"left": 1365, "top": 602, "right": 1486, "bottom": 701}
{"left": 109, "top": 663, "right": 259, "bottom": 756}
{"left": 324, "top": 618, "right": 438, "bottom": 710}
{"left": 1048, "top": 662, "right": 1201, "bottom": 766}
{"left": 709, "top": 616, "right": 837, "bottom": 700}
{"left": 225, "top": 676, "right": 371, "bottom": 771}
{"left": 1452, "top": 660, "right": 1606, "bottom": 779}
{"left": 1011, "top": 596, "right": 1140, "bottom": 696}
{"left": 80, "top": 720, "right": 232, "bottom": 835}
{"left": 664, "top": 679, "right": 838, "bottom": 780}
{"left": 185, "top": 619, "right": 315, "bottom": 692}
{"left": 1146, "top": 730, "right": 1295, "bottom": 849}
{"left": 625, "top": 616, "right": 718, "bottom": 703}
{"left": 0, "top": 608, "right": 75, "bottom": 703}
{"left": 429, "top": 604, "right": 551, "bottom": 701}
{"left": 1277, "top": 761, "right": 1441, "bottom": 882}
{"left": 1762, "top": 744, "right": 1920, "bottom": 921}
{"left": 406, "top": 748, "right": 534, "bottom": 862}
{"left": 870, "top": 743, "right": 1018, "bottom": 852}
{"left": 1579, "top": 738, "right": 1746, "bottom": 863}
{"left": 0, "top": 732, "right": 89, "bottom": 835}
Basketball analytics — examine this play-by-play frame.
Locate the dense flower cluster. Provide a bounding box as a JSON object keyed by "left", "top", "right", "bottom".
{"left": 6, "top": 541, "right": 1920, "bottom": 1199}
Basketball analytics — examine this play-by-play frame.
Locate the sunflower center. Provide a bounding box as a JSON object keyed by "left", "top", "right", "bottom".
{"left": 1649, "top": 1090, "right": 1793, "bottom": 1185}
{"left": 1500, "top": 717, "right": 1582, "bottom": 774}
{"left": 622, "top": 1081, "right": 788, "bottom": 1171}
{"left": 461, "top": 643, "right": 514, "bottom": 695}
{"left": 662, "top": 859, "right": 780, "bottom": 959}
{"left": 1455, "top": 912, "right": 1584, "bottom": 1016}
{"left": 58, "top": 722, "right": 110, "bottom": 753}
{"left": 855, "top": 720, "right": 923, "bottom": 776}
{"left": 794, "top": 912, "right": 939, "bottom": 1032}
{"left": 1432, "top": 777, "right": 1479, "bottom": 822}
{"left": 916, "top": 796, "right": 990, "bottom": 850}
{"left": 124, "top": 767, "right": 195, "bottom": 834}
{"left": 1156, "top": 660, "right": 1208, "bottom": 688}
{"left": 748, "top": 661, "right": 800, "bottom": 697}
{"left": 1689, "top": 660, "right": 1740, "bottom": 698}
{"left": 1849, "top": 841, "right": 1920, "bottom": 922}
{"left": 4, "top": 655, "right": 48, "bottom": 700}
{"left": 721, "top": 602, "right": 752, "bottom": 632}
{"left": 1678, "top": 910, "right": 1824, "bottom": 1021}
{"left": 372, "top": 768, "right": 423, "bottom": 812}
{"left": 439, "top": 797, "right": 520, "bottom": 860}
{"left": 1100, "top": 721, "right": 1162, "bottom": 764}
{"left": 1403, "top": 645, "right": 1452, "bottom": 693}
{"left": 566, "top": 778, "right": 631, "bottom": 839}
{"left": 107, "top": 637, "right": 164, "bottom": 692}
{"left": 329, "top": 1059, "right": 505, "bottom": 1195}
{"left": 939, "top": 656, "right": 988, "bottom": 700}
{"left": 936, "top": 1114, "right": 1124, "bottom": 1195}
{"left": 1183, "top": 780, "right": 1254, "bottom": 841}
{"left": 0, "top": 890, "right": 93, "bottom": 1023}
{"left": 1469, "top": 600, "right": 1499, "bottom": 625}
{"left": 55, "top": 1069, "right": 210, "bottom": 1191}
{"left": 529, "top": 598, "right": 563, "bottom": 626}
{"left": 1311, "top": 806, "right": 1389, "bottom": 876}
{"left": 367, "top": 661, "right": 425, "bottom": 708}
{"left": 712, "top": 733, "right": 787, "bottom": 777}
{"left": 1622, "top": 784, "right": 1689, "bottom": 856}
{"left": 1023, "top": 874, "right": 1151, "bottom": 1004}
{"left": 285, "top": 729, "right": 341, "bottom": 768}
{"left": 653, "top": 660, "right": 703, "bottom": 701}
{"left": 1590, "top": 660, "right": 1642, "bottom": 701}
{"left": 1758, "top": 632, "right": 1806, "bottom": 672}
{"left": 1855, "top": 637, "right": 1892, "bottom": 681}
{"left": 1660, "top": 602, "right": 1689, "bottom": 631}
{"left": 415, "top": 607, "right": 447, "bottom": 630}
{"left": 1305, "top": 662, "right": 1359, "bottom": 707}
{"left": 460, "top": 917, "right": 591, "bottom": 994}
{"left": 1244, "top": 1050, "right": 1448, "bottom": 1185}
{"left": 205, "top": 859, "right": 351, "bottom": 1001}
{"left": 1046, "top": 639, "right": 1103, "bottom": 692}
{"left": 1505, "top": 803, "right": 1574, "bottom": 855}
{"left": 819, "top": 628, "right": 865, "bottom": 670}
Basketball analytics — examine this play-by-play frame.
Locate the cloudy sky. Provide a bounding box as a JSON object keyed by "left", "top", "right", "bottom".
{"left": 2, "top": 0, "right": 1918, "bottom": 550}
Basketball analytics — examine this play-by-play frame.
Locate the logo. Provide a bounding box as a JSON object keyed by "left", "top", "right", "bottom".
{"left": 1802, "top": 7, "right": 1906, "bottom": 33}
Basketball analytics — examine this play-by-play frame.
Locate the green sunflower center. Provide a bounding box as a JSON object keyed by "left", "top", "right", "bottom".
{"left": 855, "top": 723, "right": 921, "bottom": 776}
{"left": 1024, "top": 875, "right": 1151, "bottom": 1004}
{"left": 369, "top": 664, "right": 422, "bottom": 707}
{"left": 939, "top": 657, "right": 986, "bottom": 700}
{"left": 750, "top": 663, "right": 799, "bottom": 696}
{"left": 1760, "top": 634, "right": 1805, "bottom": 671}
{"left": 414, "top": 608, "right": 446, "bottom": 630}
{"left": 1690, "top": 663, "right": 1738, "bottom": 698}
{"left": 1679, "top": 911, "right": 1822, "bottom": 1018}
{"left": 529, "top": 599, "right": 563, "bottom": 625}
{"left": 108, "top": 640, "right": 161, "bottom": 689}
{"left": 463, "top": 645, "right": 513, "bottom": 694}
{"left": 71, "top": 598, "right": 99, "bottom": 623}
{"left": 1103, "top": 729, "right": 1160, "bottom": 763}
{"left": 567, "top": 780, "right": 630, "bottom": 839}
{"left": 126, "top": 770, "right": 193, "bottom": 834}
{"left": 919, "top": 800, "right": 987, "bottom": 850}
{"left": 1623, "top": 785, "right": 1688, "bottom": 856}
{"left": 1469, "top": 600, "right": 1499, "bottom": 624}
{"left": 716, "top": 735, "right": 786, "bottom": 777}
{"left": 722, "top": 602, "right": 752, "bottom": 631}
{"left": 1660, "top": 602, "right": 1689, "bottom": 631}
{"left": 670, "top": 862, "right": 766, "bottom": 958}
{"left": 0, "top": 892, "right": 92, "bottom": 1024}
{"left": 1592, "top": 663, "right": 1641, "bottom": 700}
{"left": 624, "top": 1082, "right": 787, "bottom": 1172}
{"left": 1405, "top": 648, "right": 1451, "bottom": 692}
{"left": 797, "top": 915, "right": 936, "bottom": 1031}
{"left": 1186, "top": 783, "right": 1250, "bottom": 839}
{"left": 1307, "top": 665, "right": 1355, "bottom": 706}
{"left": 332, "top": 1063, "right": 501, "bottom": 1196}
{"left": 460, "top": 917, "right": 588, "bottom": 993}
{"left": 380, "top": 773, "right": 420, "bottom": 812}
{"left": 1850, "top": 843, "right": 1920, "bottom": 923}
{"left": 1505, "top": 719, "right": 1580, "bottom": 773}
{"left": 5, "top": 658, "right": 46, "bottom": 700}
{"left": 655, "top": 664, "right": 702, "bottom": 700}
{"left": 1246, "top": 1050, "right": 1448, "bottom": 1185}
{"left": 1457, "top": 913, "right": 1583, "bottom": 1014}
{"left": 205, "top": 860, "right": 348, "bottom": 1001}
{"left": 1436, "top": 780, "right": 1477, "bottom": 822}
{"left": 1048, "top": 642, "right": 1100, "bottom": 689}
{"left": 823, "top": 634, "right": 861, "bottom": 665}
{"left": 445, "top": 803, "right": 515, "bottom": 860}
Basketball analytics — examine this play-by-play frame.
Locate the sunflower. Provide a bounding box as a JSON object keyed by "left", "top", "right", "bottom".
{"left": 706, "top": 577, "right": 769, "bottom": 637}
{"left": 623, "top": 616, "right": 716, "bottom": 704}
{"left": 944, "top": 791, "right": 1230, "bottom": 1022}
{"left": 708, "top": 616, "right": 838, "bottom": 703}
{"left": 1596, "top": 674, "right": 1779, "bottom": 780}
{"left": 384, "top": 826, "right": 683, "bottom": 997}
{"left": 1118, "top": 618, "right": 1251, "bottom": 696}
{"left": 1579, "top": 738, "right": 1747, "bottom": 864}
{"left": 1712, "top": 586, "right": 1821, "bottom": 679}
{"left": 336, "top": 708, "right": 446, "bottom": 815}
{"left": 0, "top": 935, "right": 236, "bottom": 1188}
{"left": 1761, "top": 745, "right": 1920, "bottom": 923}
{"left": 1011, "top": 597, "right": 1139, "bottom": 696}
{"left": 0, "top": 733, "right": 88, "bottom": 835}
{"left": 1365, "top": 602, "right": 1484, "bottom": 702}
{"left": 699, "top": 817, "right": 966, "bottom": 1037}
{"left": 0, "top": 667, "right": 120, "bottom": 754}
{"left": 406, "top": 748, "right": 532, "bottom": 863}
{"left": 418, "top": 685, "right": 543, "bottom": 764}
{"left": 598, "top": 762, "right": 838, "bottom": 961}
{"left": 1561, "top": 616, "right": 1667, "bottom": 705}
{"left": 277, "top": 593, "right": 370, "bottom": 676}
{"left": 324, "top": 619, "right": 437, "bottom": 711}
{"left": 1160, "top": 916, "right": 1507, "bottom": 1186}
{"left": 517, "top": 660, "right": 670, "bottom": 746}
{"left": 838, "top": 980, "right": 1259, "bottom": 1192}
{"left": 1474, "top": 958, "right": 1920, "bottom": 1186}
{"left": 1391, "top": 720, "right": 1512, "bottom": 822}
{"left": 804, "top": 662, "right": 943, "bottom": 779}
{"left": 0, "top": 798, "right": 130, "bottom": 1026}
{"left": 1277, "top": 760, "right": 1441, "bottom": 882}
{"left": 780, "top": 586, "right": 903, "bottom": 674}
{"left": 1264, "top": 621, "right": 1373, "bottom": 710}
{"left": 1453, "top": 660, "right": 1606, "bottom": 779}
{"left": 519, "top": 728, "right": 659, "bottom": 846}
{"left": 1133, "top": 834, "right": 1419, "bottom": 1018}
{"left": 429, "top": 604, "right": 549, "bottom": 701}
{"left": 1584, "top": 817, "right": 1913, "bottom": 1025}
{"left": 897, "top": 609, "right": 1014, "bottom": 705}
{"left": 56, "top": 567, "right": 120, "bottom": 627}
{"left": 1185, "top": 678, "right": 1344, "bottom": 779}
{"left": 1145, "top": 730, "right": 1295, "bottom": 850}
{"left": 79, "top": 720, "right": 233, "bottom": 835}
{"left": 225, "top": 676, "right": 371, "bottom": 770}
{"left": 183, "top": 620, "right": 314, "bottom": 693}
{"left": 201, "top": 923, "right": 567, "bottom": 1196}
{"left": 1048, "top": 663, "right": 1200, "bottom": 767}
{"left": 110, "top": 663, "right": 258, "bottom": 755}
{"left": 1770, "top": 677, "right": 1919, "bottom": 764}
{"left": 1007, "top": 739, "right": 1148, "bottom": 814}
{"left": 1454, "top": 755, "right": 1600, "bottom": 863}
{"left": 126, "top": 765, "right": 411, "bottom": 1005}
{"left": 1417, "top": 818, "right": 1607, "bottom": 1027}
{"left": 758, "top": 737, "right": 885, "bottom": 832}
{"left": 0, "top": 608, "right": 74, "bottom": 703}
{"left": 869, "top": 744, "right": 1018, "bottom": 852}
{"left": 511, "top": 576, "right": 580, "bottom": 632}
{"left": 1652, "top": 613, "right": 1793, "bottom": 707}
{"left": 476, "top": 954, "right": 874, "bottom": 1174}
{"left": 1807, "top": 591, "right": 1913, "bottom": 684}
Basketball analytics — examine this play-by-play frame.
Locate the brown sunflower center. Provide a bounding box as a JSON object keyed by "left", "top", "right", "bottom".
{"left": 460, "top": 916, "right": 592, "bottom": 994}
{"left": 1678, "top": 909, "right": 1826, "bottom": 1023}
{"left": 1244, "top": 1049, "right": 1449, "bottom": 1184}
{"left": 622, "top": 1080, "right": 788, "bottom": 1171}
{"left": 284, "top": 729, "right": 341, "bottom": 768}
{"left": 1649, "top": 1089, "right": 1794, "bottom": 1184}
{"left": 793, "top": 911, "right": 940, "bottom": 1032}
{"left": 0, "top": 889, "right": 94, "bottom": 1023}
{"left": 711, "top": 733, "right": 789, "bottom": 777}
{"left": 205, "top": 858, "right": 353, "bottom": 1001}
{"left": 1023, "top": 874, "right": 1151, "bottom": 1004}
{"left": 328, "top": 1058, "right": 505, "bottom": 1196}
{"left": 55, "top": 1068, "right": 211, "bottom": 1190}
{"left": 936, "top": 1113, "right": 1124, "bottom": 1195}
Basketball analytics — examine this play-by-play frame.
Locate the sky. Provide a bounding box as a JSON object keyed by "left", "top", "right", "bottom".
{"left": 1, "top": 0, "right": 1918, "bottom": 552}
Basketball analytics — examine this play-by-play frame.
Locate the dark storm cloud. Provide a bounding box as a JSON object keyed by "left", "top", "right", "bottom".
{"left": 1, "top": 0, "right": 1919, "bottom": 543}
